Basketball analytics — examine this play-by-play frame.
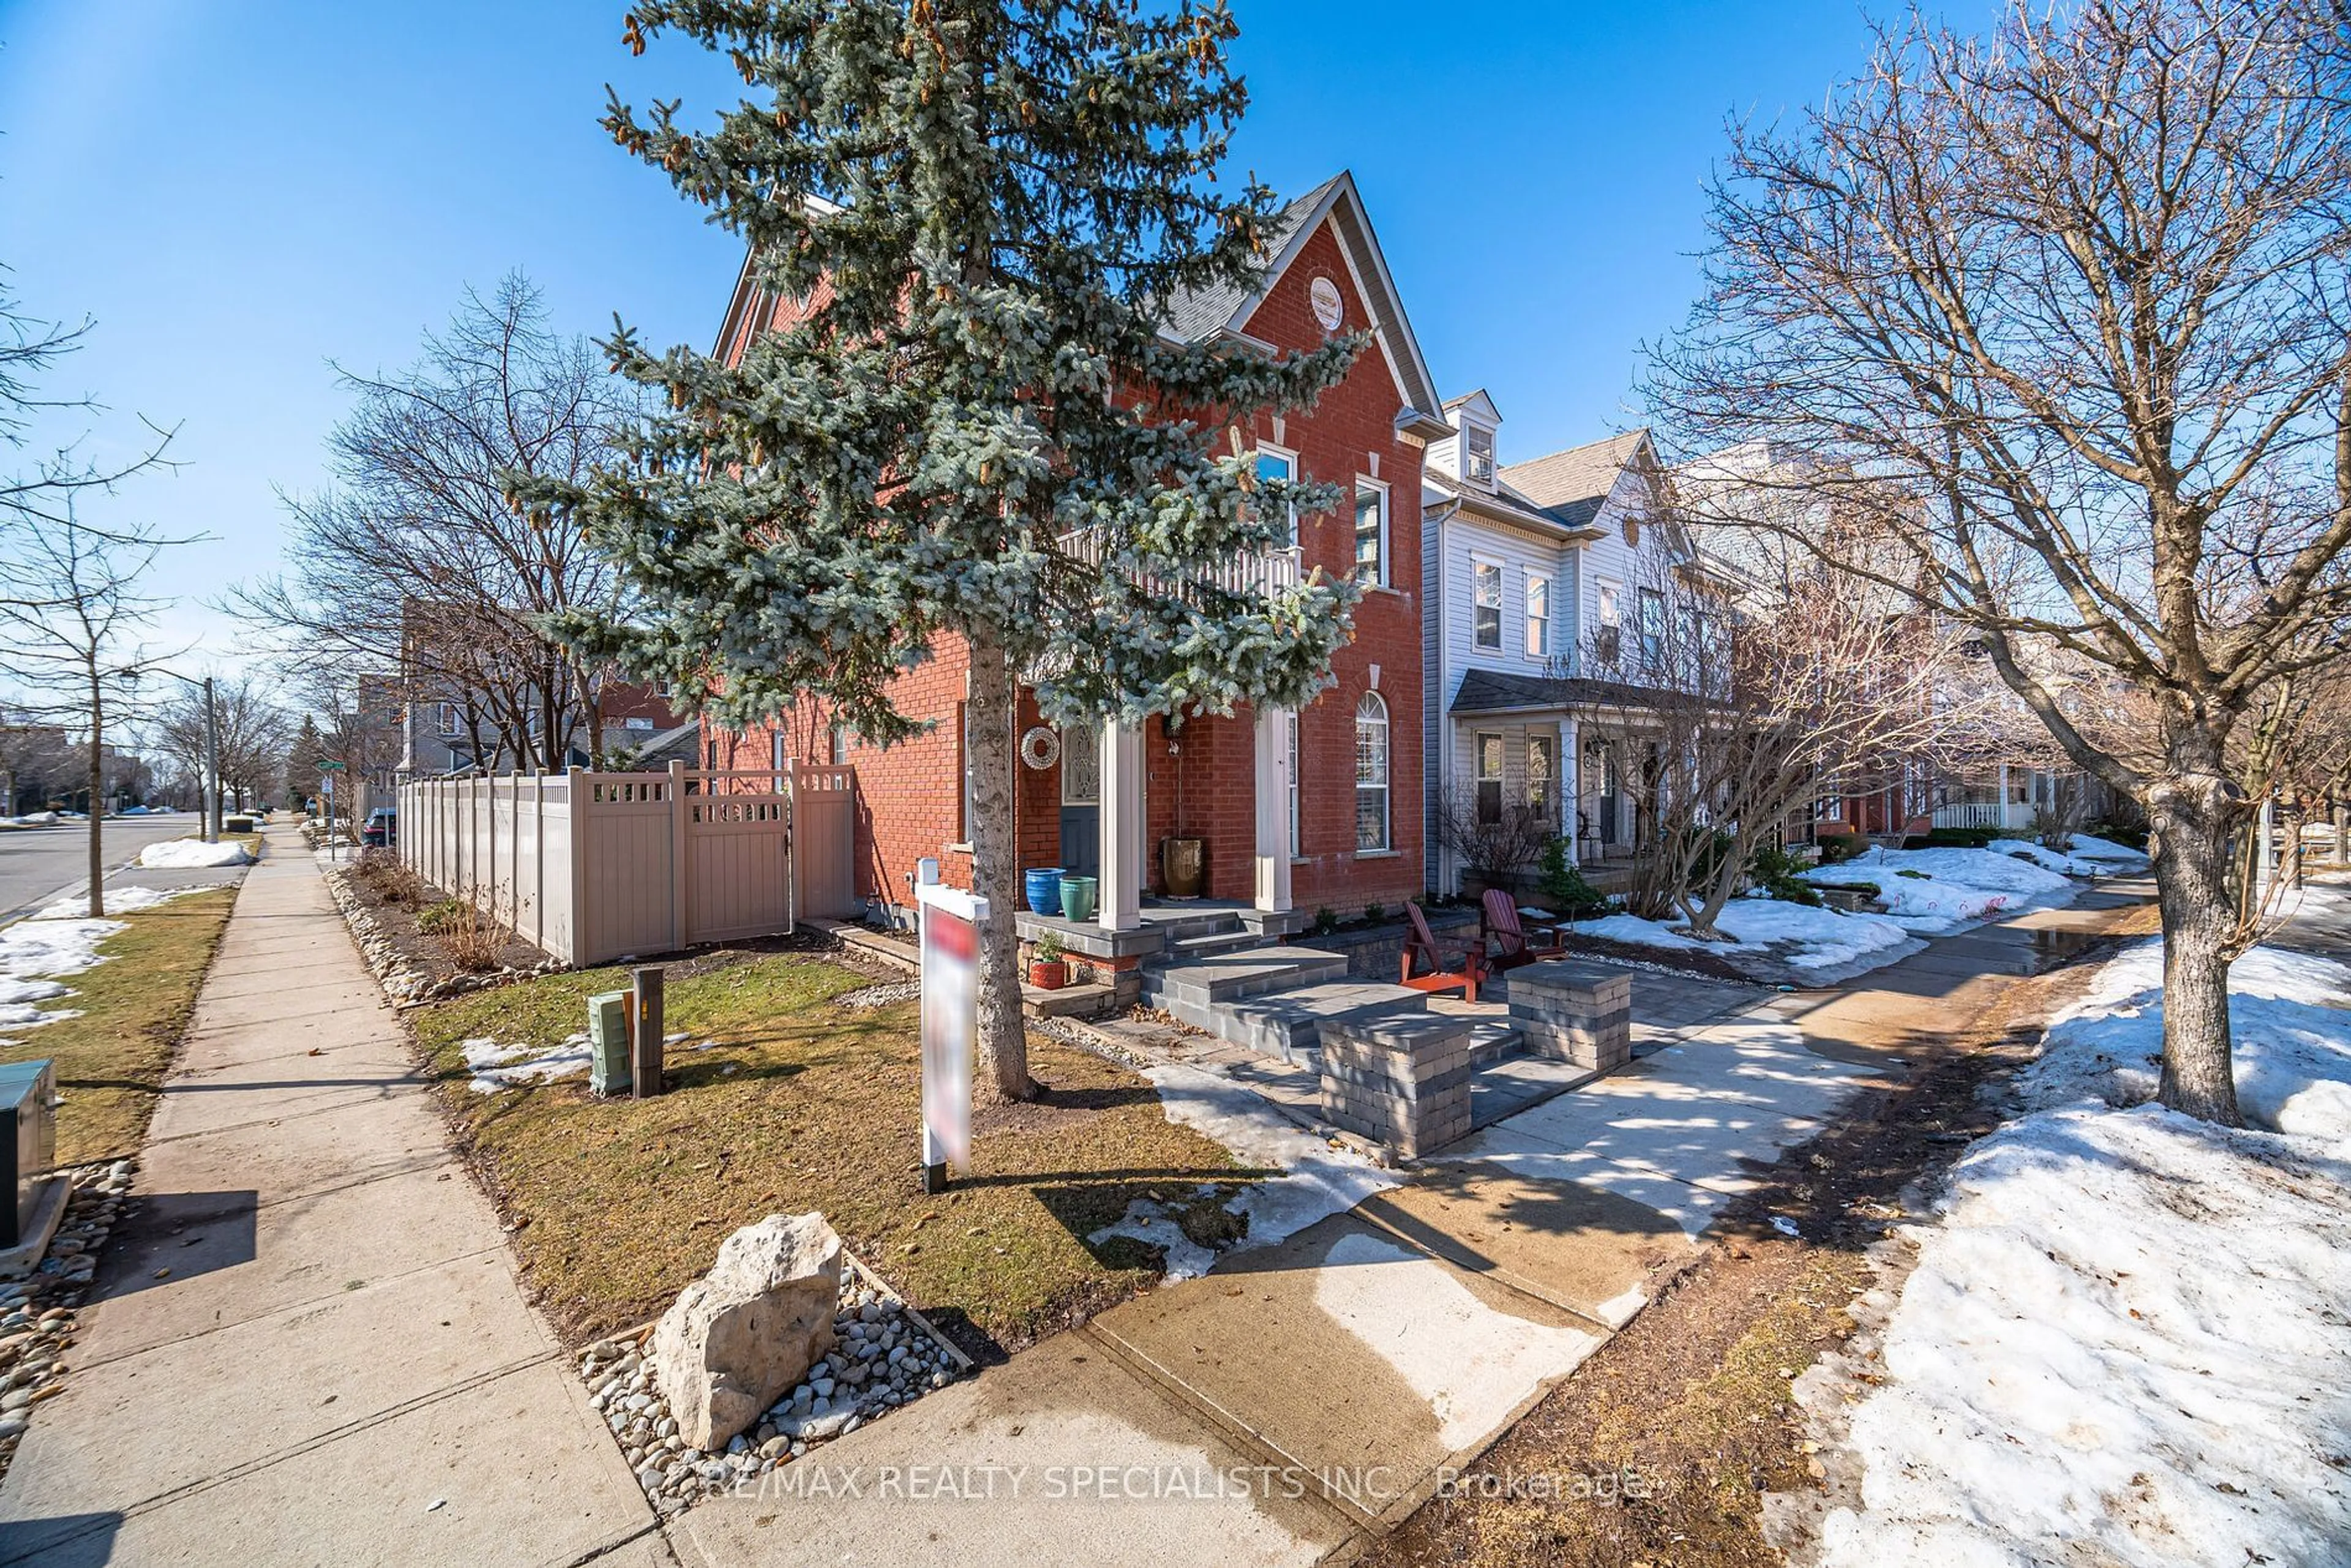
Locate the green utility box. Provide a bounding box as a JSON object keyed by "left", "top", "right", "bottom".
{"left": 588, "top": 991, "right": 632, "bottom": 1096}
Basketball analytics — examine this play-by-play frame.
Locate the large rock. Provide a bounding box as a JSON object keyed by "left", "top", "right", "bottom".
{"left": 651, "top": 1212, "right": 842, "bottom": 1452}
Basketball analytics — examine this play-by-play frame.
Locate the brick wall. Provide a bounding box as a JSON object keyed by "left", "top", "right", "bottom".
{"left": 705, "top": 201, "right": 1433, "bottom": 921}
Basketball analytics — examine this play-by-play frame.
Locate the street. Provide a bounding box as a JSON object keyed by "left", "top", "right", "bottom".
{"left": 0, "top": 816, "right": 206, "bottom": 925}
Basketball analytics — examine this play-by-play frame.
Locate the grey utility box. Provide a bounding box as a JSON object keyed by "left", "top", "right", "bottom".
{"left": 0, "top": 1060, "right": 58, "bottom": 1248}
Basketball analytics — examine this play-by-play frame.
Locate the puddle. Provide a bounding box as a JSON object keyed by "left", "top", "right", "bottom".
{"left": 2022, "top": 929, "right": 2098, "bottom": 972}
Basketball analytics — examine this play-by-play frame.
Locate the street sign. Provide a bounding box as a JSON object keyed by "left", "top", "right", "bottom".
{"left": 316, "top": 758, "right": 346, "bottom": 773}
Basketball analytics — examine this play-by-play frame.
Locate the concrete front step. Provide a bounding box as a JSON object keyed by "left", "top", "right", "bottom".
{"left": 1142, "top": 907, "right": 1250, "bottom": 944}
{"left": 1466, "top": 1021, "right": 1525, "bottom": 1065}
{"left": 1142, "top": 945, "right": 1352, "bottom": 1009}
{"left": 1165, "top": 980, "right": 1432, "bottom": 1066}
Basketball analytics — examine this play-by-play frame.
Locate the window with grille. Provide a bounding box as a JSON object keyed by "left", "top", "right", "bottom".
{"left": 1355, "top": 694, "right": 1390, "bottom": 852}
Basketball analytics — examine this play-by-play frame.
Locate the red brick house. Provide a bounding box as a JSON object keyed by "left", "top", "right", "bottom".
{"left": 702, "top": 173, "right": 1451, "bottom": 951}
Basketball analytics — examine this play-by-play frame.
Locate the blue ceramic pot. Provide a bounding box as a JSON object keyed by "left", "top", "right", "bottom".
{"left": 1024, "top": 867, "right": 1067, "bottom": 916}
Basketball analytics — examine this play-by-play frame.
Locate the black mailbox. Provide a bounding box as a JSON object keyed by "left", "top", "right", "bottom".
{"left": 0, "top": 1060, "right": 57, "bottom": 1248}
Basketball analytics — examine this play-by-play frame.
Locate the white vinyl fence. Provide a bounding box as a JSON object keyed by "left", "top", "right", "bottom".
{"left": 397, "top": 762, "right": 857, "bottom": 967}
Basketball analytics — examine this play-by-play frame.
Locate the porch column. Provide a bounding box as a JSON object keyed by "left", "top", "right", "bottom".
{"left": 1253, "top": 705, "right": 1293, "bottom": 913}
{"left": 1098, "top": 722, "right": 1142, "bottom": 932}
{"left": 1559, "top": 717, "right": 1579, "bottom": 853}
{"left": 1997, "top": 762, "right": 2011, "bottom": 830}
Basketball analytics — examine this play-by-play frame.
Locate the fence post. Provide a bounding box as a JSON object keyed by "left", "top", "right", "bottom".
{"left": 568, "top": 765, "right": 589, "bottom": 967}
{"left": 669, "top": 759, "right": 689, "bottom": 952}
{"left": 785, "top": 759, "right": 798, "bottom": 937}
{"left": 532, "top": 772, "right": 546, "bottom": 955}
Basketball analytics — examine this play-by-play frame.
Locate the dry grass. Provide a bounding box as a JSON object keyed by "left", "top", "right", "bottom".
{"left": 437, "top": 903, "right": 512, "bottom": 971}
{"left": 1, "top": 888, "right": 236, "bottom": 1166}
{"left": 407, "top": 951, "right": 1259, "bottom": 1356}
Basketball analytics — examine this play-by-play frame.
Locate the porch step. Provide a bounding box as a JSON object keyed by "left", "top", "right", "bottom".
{"left": 1168, "top": 929, "right": 1261, "bottom": 961}
{"left": 1176, "top": 981, "right": 1431, "bottom": 1067}
{"left": 1146, "top": 907, "right": 1250, "bottom": 944}
{"left": 1466, "top": 1021, "right": 1525, "bottom": 1065}
{"left": 1141, "top": 946, "right": 1351, "bottom": 1010}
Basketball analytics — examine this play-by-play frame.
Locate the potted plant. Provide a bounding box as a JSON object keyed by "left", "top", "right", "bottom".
{"left": 1027, "top": 932, "right": 1068, "bottom": 990}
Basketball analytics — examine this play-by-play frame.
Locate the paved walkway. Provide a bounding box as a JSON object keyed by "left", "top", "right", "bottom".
{"left": 0, "top": 827, "right": 667, "bottom": 1568}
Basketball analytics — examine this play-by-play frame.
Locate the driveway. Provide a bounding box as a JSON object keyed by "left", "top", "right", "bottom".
{"left": 0, "top": 816, "right": 204, "bottom": 924}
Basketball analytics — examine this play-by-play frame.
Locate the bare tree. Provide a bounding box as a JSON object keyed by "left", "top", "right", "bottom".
{"left": 149, "top": 678, "right": 295, "bottom": 814}
{"left": 2, "top": 269, "right": 178, "bottom": 547}
{"left": 231, "top": 275, "right": 639, "bottom": 773}
{"left": 1647, "top": 0, "right": 2351, "bottom": 1122}
{"left": 1431, "top": 783, "right": 1557, "bottom": 891}
{"left": 1576, "top": 517, "right": 1985, "bottom": 937}
{"left": 0, "top": 508, "right": 185, "bottom": 915}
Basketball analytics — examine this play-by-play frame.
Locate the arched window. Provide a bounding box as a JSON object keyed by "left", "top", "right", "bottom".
{"left": 1354, "top": 692, "right": 1390, "bottom": 852}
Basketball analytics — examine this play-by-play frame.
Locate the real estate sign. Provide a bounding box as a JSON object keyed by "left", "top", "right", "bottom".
{"left": 915, "top": 871, "right": 981, "bottom": 1192}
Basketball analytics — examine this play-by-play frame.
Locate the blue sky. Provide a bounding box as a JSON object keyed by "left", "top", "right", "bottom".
{"left": 1, "top": 1, "right": 1952, "bottom": 678}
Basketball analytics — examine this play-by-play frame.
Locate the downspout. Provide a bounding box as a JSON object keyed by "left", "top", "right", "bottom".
{"left": 1432, "top": 498, "right": 1453, "bottom": 896}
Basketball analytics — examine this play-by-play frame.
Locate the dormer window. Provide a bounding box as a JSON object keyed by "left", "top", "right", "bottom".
{"left": 1463, "top": 424, "right": 1496, "bottom": 487}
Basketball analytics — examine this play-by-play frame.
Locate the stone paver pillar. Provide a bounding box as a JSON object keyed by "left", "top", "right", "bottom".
{"left": 1318, "top": 1013, "right": 1473, "bottom": 1158}
{"left": 1509, "top": 960, "right": 1633, "bottom": 1072}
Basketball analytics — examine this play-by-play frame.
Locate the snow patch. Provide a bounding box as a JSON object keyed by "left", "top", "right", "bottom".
{"left": 1813, "top": 935, "right": 2351, "bottom": 1567}
{"left": 137, "top": 838, "right": 254, "bottom": 869}
{"left": 462, "top": 1032, "right": 593, "bottom": 1093}
{"left": 1807, "top": 845, "right": 2074, "bottom": 934}
{"left": 30, "top": 884, "right": 195, "bottom": 921}
{"left": 1569, "top": 896, "right": 1913, "bottom": 972}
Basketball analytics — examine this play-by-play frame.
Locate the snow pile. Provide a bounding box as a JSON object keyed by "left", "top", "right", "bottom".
{"left": 137, "top": 838, "right": 254, "bottom": 869}
{"left": 30, "top": 885, "right": 194, "bottom": 921}
{"left": 2000, "top": 832, "right": 2153, "bottom": 877}
{"left": 1572, "top": 896, "right": 1913, "bottom": 972}
{"left": 1807, "top": 846, "right": 2074, "bottom": 933}
{"left": 1, "top": 812, "right": 59, "bottom": 827}
{"left": 1089, "top": 1060, "right": 1401, "bottom": 1279}
{"left": 1812, "top": 939, "right": 2351, "bottom": 1567}
{"left": 461, "top": 1033, "right": 594, "bottom": 1093}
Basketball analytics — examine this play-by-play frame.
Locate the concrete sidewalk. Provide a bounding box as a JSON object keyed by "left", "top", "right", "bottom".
{"left": 0, "top": 827, "right": 667, "bottom": 1568}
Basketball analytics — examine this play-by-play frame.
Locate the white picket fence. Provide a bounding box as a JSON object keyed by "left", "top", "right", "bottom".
{"left": 397, "top": 761, "right": 857, "bottom": 967}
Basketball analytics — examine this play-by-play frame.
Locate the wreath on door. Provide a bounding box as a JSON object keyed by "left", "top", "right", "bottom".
{"left": 1019, "top": 726, "right": 1061, "bottom": 770}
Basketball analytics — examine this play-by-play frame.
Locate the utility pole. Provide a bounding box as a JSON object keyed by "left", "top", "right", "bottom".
{"left": 203, "top": 676, "right": 222, "bottom": 844}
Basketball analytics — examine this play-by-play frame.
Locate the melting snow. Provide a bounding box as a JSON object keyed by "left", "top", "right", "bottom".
{"left": 137, "top": 838, "right": 255, "bottom": 869}
{"left": 1088, "top": 1060, "right": 1401, "bottom": 1280}
{"left": 1812, "top": 931, "right": 2351, "bottom": 1567}
{"left": 1571, "top": 896, "right": 1913, "bottom": 972}
{"left": 462, "top": 1032, "right": 594, "bottom": 1093}
{"left": 1807, "top": 845, "right": 2075, "bottom": 933}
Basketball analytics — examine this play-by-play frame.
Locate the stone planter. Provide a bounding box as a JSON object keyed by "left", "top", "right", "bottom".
{"left": 1318, "top": 1012, "right": 1474, "bottom": 1158}
{"left": 1508, "top": 959, "right": 1633, "bottom": 1073}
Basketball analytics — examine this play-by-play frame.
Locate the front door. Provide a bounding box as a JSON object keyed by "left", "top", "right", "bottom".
{"left": 1058, "top": 724, "right": 1100, "bottom": 879}
{"left": 1597, "top": 741, "right": 1622, "bottom": 846}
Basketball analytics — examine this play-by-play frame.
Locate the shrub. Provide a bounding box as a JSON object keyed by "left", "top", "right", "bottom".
{"left": 1032, "top": 930, "right": 1065, "bottom": 962}
{"left": 1535, "top": 838, "right": 1611, "bottom": 919}
{"left": 1362, "top": 902, "right": 1387, "bottom": 926}
{"left": 1919, "top": 826, "right": 1997, "bottom": 849}
{"left": 2084, "top": 818, "right": 2150, "bottom": 851}
{"left": 1309, "top": 906, "right": 1341, "bottom": 937}
{"left": 416, "top": 898, "right": 469, "bottom": 934}
{"left": 1747, "top": 843, "right": 1822, "bottom": 907}
{"left": 1895, "top": 868, "right": 1930, "bottom": 880}
{"left": 439, "top": 903, "right": 511, "bottom": 972}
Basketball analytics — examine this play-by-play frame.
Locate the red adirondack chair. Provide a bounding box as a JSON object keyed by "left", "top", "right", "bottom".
{"left": 1400, "top": 901, "right": 1487, "bottom": 1003}
{"left": 1482, "top": 888, "right": 1566, "bottom": 972}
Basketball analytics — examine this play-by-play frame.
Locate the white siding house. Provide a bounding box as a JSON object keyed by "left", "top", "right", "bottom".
{"left": 1420, "top": 399, "right": 1707, "bottom": 893}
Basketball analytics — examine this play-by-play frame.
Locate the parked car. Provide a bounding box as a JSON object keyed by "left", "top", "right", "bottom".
{"left": 361, "top": 806, "right": 398, "bottom": 848}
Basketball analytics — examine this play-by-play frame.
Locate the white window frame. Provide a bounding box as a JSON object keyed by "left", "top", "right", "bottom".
{"left": 1470, "top": 556, "right": 1503, "bottom": 651}
{"left": 1474, "top": 730, "right": 1505, "bottom": 827}
{"left": 1462, "top": 423, "right": 1496, "bottom": 487}
{"left": 1352, "top": 477, "right": 1389, "bottom": 588}
{"left": 437, "top": 702, "right": 460, "bottom": 737}
{"left": 1594, "top": 580, "right": 1622, "bottom": 665}
{"left": 1289, "top": 716, "right": 1302, "bottom": 859}
{"left": 1354, "top": 692, "right": 1390, "bottom": 853}
{"left": 1524, "top": 572, "right": 1551, "bottom": 659}
{"left": 1254, "top": 443, "right": 1299, "bottom": 549}
{"left": 1528, "top": 733, "right": 1556, "bottom": 821}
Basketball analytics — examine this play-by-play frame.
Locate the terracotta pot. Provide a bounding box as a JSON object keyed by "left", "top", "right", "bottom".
{"left": 1027, "top": 959, "right": 1068, "bottom": 991}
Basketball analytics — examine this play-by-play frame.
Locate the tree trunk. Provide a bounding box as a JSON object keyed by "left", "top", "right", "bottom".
{"left": 2334, "top": 801, "right": 2347, "bottom": 866}
{"left": 967, "top": 623, "right": 1034, "bottom": 1103}
{"left": 2146, "top": 775, "right": 2243, "bottom": 1126}
{"left": 86, "top": 672, "right": 105, "bottom": 918}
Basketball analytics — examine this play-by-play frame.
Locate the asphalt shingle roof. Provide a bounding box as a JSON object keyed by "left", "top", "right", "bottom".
{"left": 1498, "top": 430, "right": 1650, "bottom": 531}
{"left": 1158, "top": 175, "right": 1347, "bottom": 343}
{"left": 1448, "top": 667, "right": 1678, "bottom": 715}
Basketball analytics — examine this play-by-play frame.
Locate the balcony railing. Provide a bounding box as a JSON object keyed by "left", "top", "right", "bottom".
{"left": 1056, "top": 528, "right": 1302, "bottom": 602}
{"left": 1931, "top": 800, "right": 2034, "bottom": 830}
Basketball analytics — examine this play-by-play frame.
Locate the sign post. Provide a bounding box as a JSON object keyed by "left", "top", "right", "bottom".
{"left": 317, "top": 759, "right": 346, "bottom": 862}
{"left": 914, "top": 859, "right": 980, "bottom": 1195}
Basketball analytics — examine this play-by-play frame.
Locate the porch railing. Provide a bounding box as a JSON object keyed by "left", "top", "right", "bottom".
{"left": 1932, "top": 800, "right": 2034, "bottom": 831}
{"left": 1057, "top": 528, "right": 1302, "bottom": 602}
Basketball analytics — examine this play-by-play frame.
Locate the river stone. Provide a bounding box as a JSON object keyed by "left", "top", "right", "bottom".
{"left": 651, "top": 1213, "right": 842, "bottom": 1452}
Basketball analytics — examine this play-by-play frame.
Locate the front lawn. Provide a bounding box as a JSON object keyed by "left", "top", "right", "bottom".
{"left": 408, "top": 951, "right": 1257, "bottom": 1355}
{"left": 0, "top": 888, "right": 238, "bottom": 1165}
